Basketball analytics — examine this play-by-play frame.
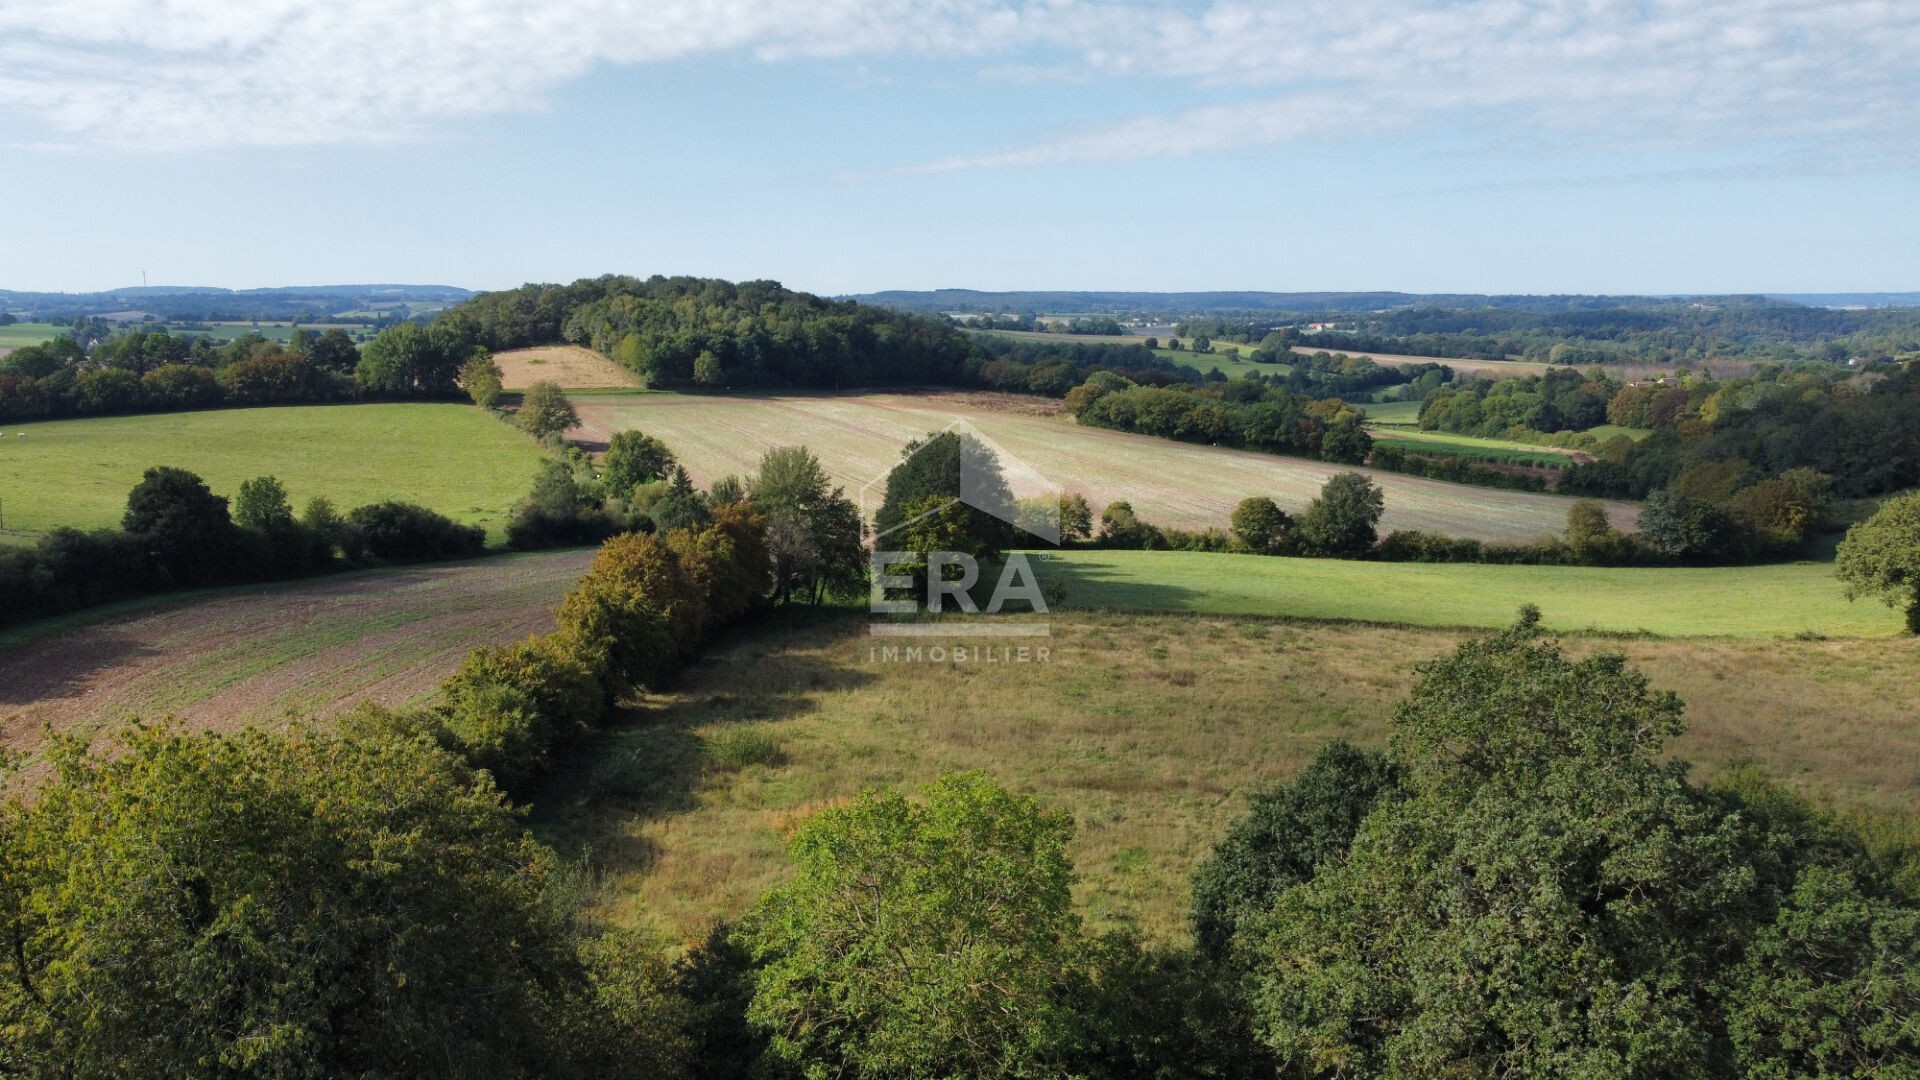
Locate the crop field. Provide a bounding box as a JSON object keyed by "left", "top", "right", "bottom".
{"left": 0, "top": 549, "right": 592, "bottom": 766}
{"left": 0, "top": 404, "right": 548, "bottom": 541}
{"left": 569, "top": 391, "right": 1636, "bottom": 542}
{"left": 1034, "top": 549, "right": 1899, "bottom": 638}
{"left": 532, "top": 605, "right": 1920, "bottom": 943}
{"left": 492, "top": 345, "right": 643, "bottom": 390}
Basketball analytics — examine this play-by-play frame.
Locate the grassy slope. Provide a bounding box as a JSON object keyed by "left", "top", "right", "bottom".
{"left": 533, "top": 607, "right": 1920, "bottom": 944}
{"left": 0, "top": 323, "right": 64, "bottom": 349}
{"left": 1367, "top": 432, "right": 1574, "bottom": 467}
{"left": 0, "top": 404, "right": 547, "bottom": 540}
{"left": 570, "top": 391, "right": 1637, "bottom": 542}
{"left": 1036, "top": 549, "right": 1898, "bottom": 638}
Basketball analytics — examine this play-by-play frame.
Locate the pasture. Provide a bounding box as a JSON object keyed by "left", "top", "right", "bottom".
{"left": 492, "top": 344, "right": 642, "bottom": 390}
{"left": 0, "top": 404, "right": 547, "bottom": 541}
{"left": 1035, "top": 548, "right": 1897, "bottom": 638}
{"left": 1368, "top": 431, "right": 1578, "bottom": 467}
{"left": 568, "top": 391, "right": 1635, "bottom": 542}
{"left": 969, "top": 328, "right": 1152, "bottom": 347}
{"left": 533, "top": 605, "right": 1920, "bottom": 943}
{"left": 0, "top": 322, "right": 64, "bottom": 350}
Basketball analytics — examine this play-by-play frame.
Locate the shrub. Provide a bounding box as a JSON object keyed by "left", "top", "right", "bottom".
{"left": 436, "top": 633, "right": 607, "bottom": 790}
{"left": 556, "top": 531, "right": 702, "bottom": 695}
{"left": 343, "top": 501, "right": 486, "bottom": 563}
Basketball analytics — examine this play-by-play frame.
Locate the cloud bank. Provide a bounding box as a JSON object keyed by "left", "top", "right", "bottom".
{"left": 2, "top": 0, "right": 1915, "bottom": 169}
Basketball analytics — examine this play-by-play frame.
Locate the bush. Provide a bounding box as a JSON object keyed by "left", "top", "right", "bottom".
{"left": 344, "top": 501, "right": 486, "bottom": 562}
{"left": 556, "top": 531, "right": 702, "bottom": 695}
{"left": 436, "top": 634, "right": 607, "bottom": 790}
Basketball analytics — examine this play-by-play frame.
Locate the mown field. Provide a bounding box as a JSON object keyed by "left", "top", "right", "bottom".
{"left": 0, "top": 322, "right": 64, "bottom": 350}
{"left": 1368, "top": 431, "right": 1577, "bottom": 467}
{"left": 568, "top": 391, "right": 1636, "bottom": 542}
{"left": 0, "top": 404, "right": 547, "bottom": 541}
{"left": 492, "top": 344, "right": 642, "bottom": 390}
{"left": 532, "top": 605, "right": 1920, "bottom": 944}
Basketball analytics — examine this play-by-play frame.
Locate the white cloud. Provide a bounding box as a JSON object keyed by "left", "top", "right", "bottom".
{"left": 1, "top": 0, "right": 1916, "bottom": 165}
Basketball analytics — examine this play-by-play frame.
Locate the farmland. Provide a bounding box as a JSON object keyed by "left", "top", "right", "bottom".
{"left": 0, "top": 549, "right": 592, "bottom": 761}
{"left": 532, "top": 605, "right": 1920, "bottom": 943}
{"left": 492, "top": 344, "right": 643, "bottom": 390}
{"left": 1368, "top": 431, "right": 1578, "bottom": 467}
{"left": 568, "top": 391, "right": 1636, "bottom": 542}
{"left": 0, "top": 322, "right": 64, "bottom": 350}
{"left": 0, "top": 404, "right": 547, "bottom": 541}
{"left": 1036, "top": 548, "right": 1897, "bottom": 638}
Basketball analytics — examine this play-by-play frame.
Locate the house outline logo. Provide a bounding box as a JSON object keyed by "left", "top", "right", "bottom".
{"left": 855, "top": 417, "right": 1064, "bottom": 549}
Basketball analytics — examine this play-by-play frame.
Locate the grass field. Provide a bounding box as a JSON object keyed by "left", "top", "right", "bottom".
{"left": 531, "top": 605, "right": 1920, "bottom": 944}
{"left": 0, "top": 323, "right": 64, "bottom": 350}
{"left": 492, "top": 345, "right": 642, "bottom": 390}
{"left": 1359, "top": 400, "right": 1422, "bottom": 425}
{"left": 1369, "top": 431, "right": 1576, "bottom": 467}
{"left": 1035, "top": 549, "right": 1900, "bottom": 638}
{"left": 569, "top": 391, "right": 1636, "bottom": 542}
{"left": 200, "top": 321, "right": 378, "bottom": 344}
{"left": 970, "top": 328, "right": 1154, "bottom": 347}
{"left": 0, "top": 404, "right": 548, "bottom": 541}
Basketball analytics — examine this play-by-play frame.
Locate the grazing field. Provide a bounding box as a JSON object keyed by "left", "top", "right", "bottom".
{"left": 1359, "top": 399, "right": 1422, "bottom": 425}
{"left": 969, "top": 328, "right": 1153, "bottom": 347}
{"left": 0, "top": 404, "right": 547, "bottom": 540}
{"left": 532, "top": 607, "right": 1920, "bottom": 944}
{"left": 1292, "top": 344, "right": 1555, "bottom": 377}
{"left": 1035, "top": 549, "right": 1899, "bottom": 638}
{"left": 198, "top": 321, "right": 379, "bottom": 344}
{"left": 0, "top": 549, "right": 592, "bottom": 763}
{"left": 569, "top": 391, "right": 1636, "bottom": 542}
{"left": 492, "top": 344, "right": 643, "bottom": 390}
{"left": 0, "top": 322, "right": 64, "bottom": 350}
{"left": 1158, "top": 345, "right": 1286, "bottom": 379}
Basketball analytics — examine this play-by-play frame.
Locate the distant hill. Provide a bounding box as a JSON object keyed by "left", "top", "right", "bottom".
{"left": 846, "top": 289, "right": 1920, "bottom": 317}
{"left": 0, "top": 284, "right": 473, "bottom": 322}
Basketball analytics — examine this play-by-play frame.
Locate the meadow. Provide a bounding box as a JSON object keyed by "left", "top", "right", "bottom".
{"left": 531, "top": 605, "right": 1920, "bottom": 944}
{"left": 568, "top": 391, "right": 1636, "bottom": 542}
{"left": 0, "top": 322, "right": 64, "bottom": 350}
{"left": 0, "top": 404, "right": 547, "bottom": 540}
{"left": 1368, "top": 431, "right": 1577, "bottom": 467}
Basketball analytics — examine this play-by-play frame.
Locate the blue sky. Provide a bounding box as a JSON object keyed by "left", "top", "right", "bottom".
{"left": 2, "top": 0, "right": 1916, "bottom": 296}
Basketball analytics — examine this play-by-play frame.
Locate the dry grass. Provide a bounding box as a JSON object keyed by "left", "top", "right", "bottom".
{"left": 568, "top": 391, "right": 1638, "bottom": 542}
{"left": 530, "top": 609, "right": 1920, "bottom": 946}
{"left": 493, "top": 345, "right": 641, "bottom": 390}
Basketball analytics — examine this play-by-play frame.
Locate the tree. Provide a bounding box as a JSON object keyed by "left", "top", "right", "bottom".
{"left": 355, "top": 321, "right": 461, "bottom": 396}
{"left": 1096, "top": 500, "right": 1164, "bottom": 550}
{"left": 1230, "top": 612, "right": 1920, "bottom": 1078}
{"left": 516, "top": 380, "right": 579, "bottom": 439}
{"left": 1565, "top": 498, "right": 1620, "bottom": 563}
{"left": 748, "top": 446, "right": 865, "bottom": 604}
{"left": 234, "top": 475, "right": 295, "bottom": 532}
{"left": 1640, "top": 488, "right": 1740, "bottom": 561}
{"left": 601, "top": 430, "right": 677, "bottom": 498}
{"left": 460, "top": 351, "right": 504, "bottom": 408}
{"left": 1059, "top": 493, "right": 1094, "bottom": 542}
{"left": 122, "top": 466, "right": 240, "bottom": 583}
{"left": 1836, "top": 491, "right": 1920, "bottom": 633}
{"left": 555, "top": 531, "right": 702, "bottom": 695}
{"left": 307, "top": 327, "right": 360, "bottom": 373}
{"left": 1230, "top": 495, "right": 1293, "bottom": 555}
{"left": 739, "top": 773, "right": 1085, "bottom": 1079}
{"left": 1295, "top": 472, "right": 1384, "bottom": 557}
{"left": 0, "top": 724, "right": 616, "bottom": 1077}
{"left": 692, "top": 349, "right": 724, "bottom": 387}
{"left": 874, "top": 431, "right": 1017, "bottom": 560}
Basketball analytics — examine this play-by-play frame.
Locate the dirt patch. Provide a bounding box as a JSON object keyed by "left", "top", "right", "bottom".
{"left": 0, "top": 550, "right": 593, "bottom": 764}
{"left": 495, "top": 345, "right": 641, "bottom": 390}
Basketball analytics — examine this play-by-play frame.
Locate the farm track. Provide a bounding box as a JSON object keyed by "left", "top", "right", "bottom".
{"left": 0, "top": 550, "right": 593, "bottom": 763}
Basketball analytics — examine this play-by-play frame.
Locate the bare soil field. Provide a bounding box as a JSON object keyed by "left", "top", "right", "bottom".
{"left": 493, "top": 344, "right": 642, "bottom": 390}
{"left": 0, "top": 550, "right": 592, "bottom": 765}
{"left": 568, "top": 391, "right": 1637, "bottom": 542}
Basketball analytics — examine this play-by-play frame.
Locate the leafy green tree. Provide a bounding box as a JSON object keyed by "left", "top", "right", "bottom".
{"left": 1565, "top": 498, "right": 1620, "bottom": 563}
{"left": 1639, "top": 488, "right": 1740, "bottom": 561}
{"left": 739, "top": 772, "right": 1085, "bottom": 1079}
{"left": 306, "top": 327, "right": 360, "bottom": 373}
{"left": 749, "top": 446, "right": 866, "bottom": 604}
{"left": 460, "top": 351, "right": 504, "bottom": 408}
{"left": 555, "top": 531, "right": 702, "bottom": 695}
{"left": 1294, "top": 472, "right": 1384, "bottom": 557}
{"left": 875, "top": 431, "right": 1017, "bottom": 560}
{"left": 1837, "top": 491, "right": 1920, "bottom": 633}
{"left": 356, "top": 321, "right": 461, "bottom": 396}
{"left": 1230, "top": 495, "right": 1294, "bottom": 555}
{"left": 1059, "top": 492, "right": 1094, "bottom": 542}
{"left": 601, "top": 430, "right": 678, "bottom": 498}
{"left": 1096, "top": 499, "right": 1165, "bottom": 550}
{"left": 0, "top": 724, "right": 592, "bottom": 1077}
{"left": 516, "top": 380, "right": 579, "bottom": 439}
{"left": 122, "top": 466, "right": 240, "bottom": 583}
{"left": 234, "top": 475, "right": 294, "bottom": 532}
{"left": 692, "top": 349, "right": 724, "bottom": 387}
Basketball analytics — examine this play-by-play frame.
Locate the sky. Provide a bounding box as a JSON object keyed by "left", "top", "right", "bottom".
{"left": 1, "top": 0, "right": 1917, "bottom": 296}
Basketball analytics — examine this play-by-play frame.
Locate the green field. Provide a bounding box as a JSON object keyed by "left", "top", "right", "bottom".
{"left": 1033, "top": 548, "right": 1898, "bottom": 638}
{"left": 0, "top": 404, "right": 548, "bottom": 541}
{"left": 1368, "top": 431, "right": 1573, "bottom": 467}
{"left": 198, "top": 321, "right": 378, "bottom": 344}
{"left": 570, "top": 391, "right": 1637, "bottom": 542}
{"left": 0, "top": 323, "right": 65, "bottom": 349}
{"left": 1359, "top": 399, "right": 1423, "bottom": 425}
